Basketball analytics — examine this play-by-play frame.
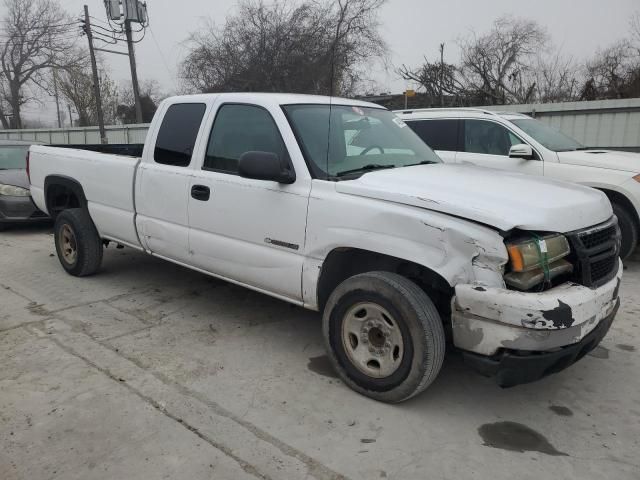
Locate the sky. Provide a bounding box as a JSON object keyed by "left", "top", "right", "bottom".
{"left": 8, "top": 0, "right": 640, "bottom": 126}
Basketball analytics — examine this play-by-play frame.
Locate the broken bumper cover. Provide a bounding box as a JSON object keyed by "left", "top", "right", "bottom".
{"left": 462, "top": 298, "right": 618, "bottom": 387}
{"left": 451, "top": 259, "right": 622, "bottom": 386}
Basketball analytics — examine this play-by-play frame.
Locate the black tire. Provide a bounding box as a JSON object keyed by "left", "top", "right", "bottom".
{"left": 54, "top": 208, "right": 103, "bottom": 276}
{"left": 322, "top": 271, "right": 445, "bottom": 403}
{"left": 613, "top": 203, "right": 639, "bottom": 260}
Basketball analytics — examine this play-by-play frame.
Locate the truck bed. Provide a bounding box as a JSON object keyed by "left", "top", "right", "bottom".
{"left": 29, "top": 144, "right": 142, "bottom": 249}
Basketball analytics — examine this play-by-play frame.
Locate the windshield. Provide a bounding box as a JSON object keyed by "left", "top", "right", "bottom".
{"left": 282, "top": 104, "right": 441, "bottom": 179}
{"left": 511, "top": 118, "right": 583, "bottom": 152}
{"left": 0, "top": 145, "right": 29, "bottom": 169}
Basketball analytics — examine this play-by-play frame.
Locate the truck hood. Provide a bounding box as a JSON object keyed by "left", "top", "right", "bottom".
{"left": 0, "top": 169, "right": 29, "bottom": 189}
{"left": 557, "top": 149, "right": 640, "bottom": 173}
{"left": 335, "top": 163, "right": 612, "bottom": 232}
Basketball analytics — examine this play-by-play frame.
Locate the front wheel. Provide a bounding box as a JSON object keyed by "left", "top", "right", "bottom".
{"left": 612, "top": 203, "right": 639, "bottom": 260}
{"left": 54, "top": 208, "right": 103, "bottom": 276}
{"left": 322, "top": 271, "right": 445, "bottom": 403}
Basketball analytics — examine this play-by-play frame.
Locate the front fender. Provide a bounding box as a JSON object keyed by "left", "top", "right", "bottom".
{"left": 302, "top": 188, "right": 508, "bottom": 309}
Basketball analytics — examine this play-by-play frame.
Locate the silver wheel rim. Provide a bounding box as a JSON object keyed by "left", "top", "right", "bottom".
{"left": 60, "top": 224, "right": 77, "bottom": 265}
{"left": 341, "top": 302, "right": 404, "bottom": 378}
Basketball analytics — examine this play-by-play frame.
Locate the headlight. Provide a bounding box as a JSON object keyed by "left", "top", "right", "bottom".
{"left": 504, "top": 234, "right": 572, "bottom": 290}
{"left": 0, "top": 184, "right": 30, "bottom": 197}
{"left": 506, "top": 234, "right": 570, "bottom": 272}
{"left": 633, "top": 174, "right": 640, "bottom": 183}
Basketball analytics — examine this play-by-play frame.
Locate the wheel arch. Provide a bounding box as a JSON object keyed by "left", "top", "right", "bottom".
{"left": 597, "top": 188, "right": 640, "bottom": 229}
{"left": 316, "top": 247, "right": 454, "bottom": 319}
{"left": 44, "top": 175, "right": 87, "bottom": 219}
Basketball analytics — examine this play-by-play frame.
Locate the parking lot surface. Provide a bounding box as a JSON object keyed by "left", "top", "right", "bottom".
{"left": 1, "top": 226, "right": 639, "bottom": 480}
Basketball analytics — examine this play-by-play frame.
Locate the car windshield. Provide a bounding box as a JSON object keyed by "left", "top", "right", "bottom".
{"left": 282, "top": 104, "right": 441, "bottom": 179}
{"left": 511, "top": 118, "right": 583, "bottom": 152}
{"left": 0, "top": 145, "right": 29, "bottom": 169}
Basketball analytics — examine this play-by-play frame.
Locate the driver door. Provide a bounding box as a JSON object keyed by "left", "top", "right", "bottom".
{"left": 455, "top": 119, "right": 542, "bottom": 175}
{"left": 187, "top": 102, "right": 310, "bottom": 301}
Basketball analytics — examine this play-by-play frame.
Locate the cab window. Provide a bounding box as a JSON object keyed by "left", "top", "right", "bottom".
{"left": 204, "top": 104, "right": 288, "bottom": 174}
{"left": 154, "top": 103, "right": 206, "bottom": 166}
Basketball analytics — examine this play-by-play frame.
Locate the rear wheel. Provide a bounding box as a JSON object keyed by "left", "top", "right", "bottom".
{"left": 612, "top": 203, "right": 638, "bottom": 260}
{"left": 322, "top": 271, "right": 445, "bottom": 403}
{"left": 54, "top": 208, "right": 103, "bottom": 276}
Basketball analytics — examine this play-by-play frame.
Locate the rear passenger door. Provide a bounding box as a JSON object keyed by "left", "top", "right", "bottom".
{"left": 405, "top": 119, "right": 459, "bottom": 163}
{"left": 187, "top": 102, "right": 310, "bottom": 302}
{"left": 136, "top": 102, "right": 207, "bottom": 264}
{"left": 456, "top": 119, "right": 543, "bottom": 175}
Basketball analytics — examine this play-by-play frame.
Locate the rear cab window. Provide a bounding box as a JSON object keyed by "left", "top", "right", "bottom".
{"left": 0, "top": 145, "right": 30, "bottom": 169}
{"left": 154, "top": 103, "right": 206, "bottom": 167}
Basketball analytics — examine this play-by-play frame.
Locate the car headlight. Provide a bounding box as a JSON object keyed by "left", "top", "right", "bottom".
{"left": 504, "top": 234, "right": 572, "bottom": 290}
{"left": 633, "top": 174, "right": 640, "bottom": 183}
{"left": 0, "top": 184, "right": 30, "bottom": 197}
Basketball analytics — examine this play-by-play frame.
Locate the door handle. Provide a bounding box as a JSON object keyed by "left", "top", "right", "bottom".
{"left": 191, "top": 184, "right": 210, "bottom": 201}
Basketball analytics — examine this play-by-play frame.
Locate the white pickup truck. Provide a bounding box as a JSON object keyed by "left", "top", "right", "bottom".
{"left": 29, "top": 93, "right": 622, "bottom": 402}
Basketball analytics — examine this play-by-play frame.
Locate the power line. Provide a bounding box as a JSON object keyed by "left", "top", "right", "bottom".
{"left": 0, "top": 31, "right": 82, "bottom": 40}
{"left": 0, "top": 34, "right": 82, "bottom": 42}
{"left": 0, "top": 21, "right": 82, "bottom": 30}
{"left": 90, "top": 22, "right": 123, "bottom": 35}
{"left": 149, "top": 25, "right": 177, "bottom": 90}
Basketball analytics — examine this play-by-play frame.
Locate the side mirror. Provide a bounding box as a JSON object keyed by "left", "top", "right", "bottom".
{"left": 508, "top": 144, "right": 534, "bottom": 159}
{"left": 238, "top": 151, "right": 295, "bottom": 184}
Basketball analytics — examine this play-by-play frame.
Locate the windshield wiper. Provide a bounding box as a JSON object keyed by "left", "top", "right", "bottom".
{"left": 336, "top": 163, "right": 395, "bottom": 177}
{"left": 407, "top": 160, "right": 439, "bottom": 166}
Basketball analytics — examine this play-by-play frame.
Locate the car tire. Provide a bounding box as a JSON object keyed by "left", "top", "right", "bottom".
{"left": 612, "top": 203, "right": 638, "bottom": 260}
{"left": 322, "top": 271, "right": 445, "bottom": 403}
{"left": 54, "top": 208, "right": 103, "bottom": 276}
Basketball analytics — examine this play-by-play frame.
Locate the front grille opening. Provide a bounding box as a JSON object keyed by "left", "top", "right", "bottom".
{"left": 578, "top": 225, "right": 617, "bottom": 249}
{"left": 567, "top": 218, "right": 620, "bottom": 288}
{"left": 591, "top": 256, "right": 617, "bottom": 283}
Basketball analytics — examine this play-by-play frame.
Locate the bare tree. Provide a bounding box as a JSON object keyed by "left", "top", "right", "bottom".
{"left": 57, "top": 59, "right": 119, "bottom": 126}
{"left": 117, "top": 79, "right": 163, "bottom": 123}
{"left": 0, "top": 0, "right": 81, "bottom": 128}
{"left": 459, "top": 16, "right": 548, "bottom": 104}
{"left": 398, "top": 44, "right": 468, "bottom": 106}
{"left": 180, "top": 0, "right": 386, "bottom": 96}
{"left": 631, "top": 11, "right": 640, "bottom": 55}
{"left": 534, "top": 53, "right": 580, "bottom": 103}
{"left": 581, "top": 40, "right": 639, "bottom": 99}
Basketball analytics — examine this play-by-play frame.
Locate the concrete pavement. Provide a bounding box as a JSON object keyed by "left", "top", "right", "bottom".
{"left": 1, "top": 226, "right": 639, "bottom": 480}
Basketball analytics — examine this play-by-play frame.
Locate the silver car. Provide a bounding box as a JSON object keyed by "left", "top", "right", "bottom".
{"left": 0, "top": 139, "right": 49, "bottom": 230}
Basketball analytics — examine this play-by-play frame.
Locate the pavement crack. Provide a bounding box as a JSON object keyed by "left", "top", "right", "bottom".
{"left": 0, "top": 319, "right": 48, "bottom": 334}
{"left": 37, "top": 325, "right": 271, "bottom": 480}
{"left": 98, "top": 339, "right": 346, "bottom": 480}
{"left": 34, "top": 321, "right": 348, "bottom": 480}
{"left": 0, "top": 282, "right": 36, "bottom": 302}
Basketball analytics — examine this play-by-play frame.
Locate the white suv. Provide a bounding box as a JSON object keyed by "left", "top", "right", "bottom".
{"left": 395, "top": 108, "right": 640, "bottom": 259}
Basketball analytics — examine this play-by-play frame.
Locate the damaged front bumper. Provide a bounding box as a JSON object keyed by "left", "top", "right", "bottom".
{"left": 451, "top": 259, "right": 622, "bottom": 386}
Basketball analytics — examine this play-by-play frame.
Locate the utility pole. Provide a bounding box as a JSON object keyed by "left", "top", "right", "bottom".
{"left": 124, "top": 19, "right": 143, "bottom": 123}
{"left": 83, "top": 4, "right": 107, "bottom": 144}
{"left": 67, "top": 104, "right": 73, "bottom": 126}
{"left": 52, "top": 68, "right": 62, "bottom": 128}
